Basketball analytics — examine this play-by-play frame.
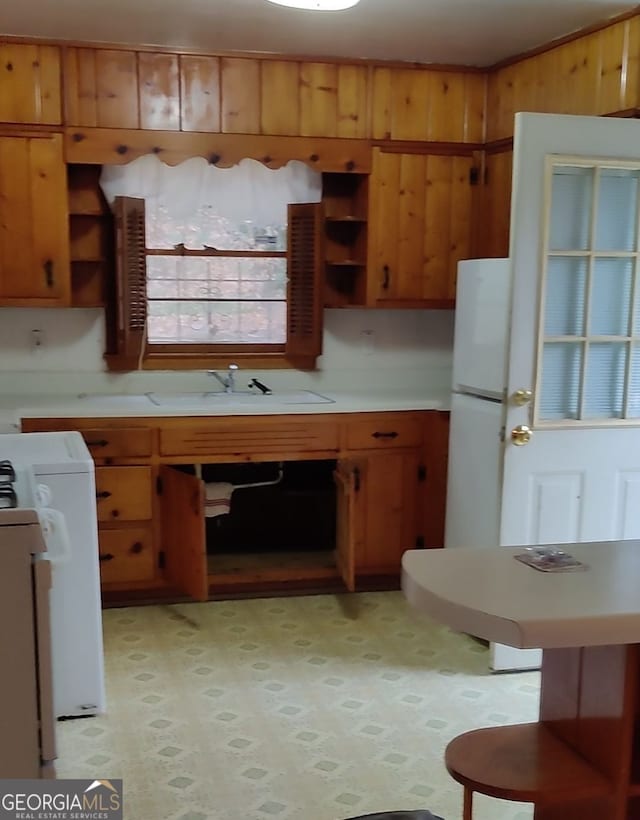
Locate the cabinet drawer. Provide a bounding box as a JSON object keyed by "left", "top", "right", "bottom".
{"left": 346, "top": 415, "right": 423, "bottom": 450}
{"left": 160, "top": 420, "right": 339, "bottom": 457}
{"left": 81, "top": 428, "right": 152, "bottom": 458}
{"left": 95, "top": 466, "right": 152, "bottom": 521}
{"left": 98, "top": 528, "right": 155, "bottom": 584}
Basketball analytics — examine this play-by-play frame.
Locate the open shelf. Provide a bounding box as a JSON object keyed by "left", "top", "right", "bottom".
{"left": 67, "top": 164, "right": 114, "bottom": 308}
{"left": 322, "top": 171, "right": 369, "bottom": 307}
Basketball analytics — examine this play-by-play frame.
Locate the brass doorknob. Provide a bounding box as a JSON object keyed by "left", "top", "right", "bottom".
{"left": 511, "top": 425, "right": 532, "bottom": 446}
{"left": 512, "top": 389, "right": 533, "bottom": 406}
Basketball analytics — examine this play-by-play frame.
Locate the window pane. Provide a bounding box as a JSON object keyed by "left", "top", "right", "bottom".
{"left": 630, "top": 344, "right": 640, "bottom": 418}
{"left": 539, "top": 342, "right": 582, "bottom": 420}
{"left": 147, "top": 257, "right": 287, "bottom": 300}
{"left": 147, "top": 300, "right": 286, "bottom": 344}
{"left": 146, "top": 203, "right": 287, "bottom": 252}
{"left": 583, "top": 342, "right": 627, "bottom": 419}
{"left": 595, "top": 168, "right": 640, "bottom": 252}
{"left": 590, "top": 258, "right": 633, "bottom": 336}
{"left": 544, "top": 257, "right": 586, "bottom": 336}
{"left": 549, "top": 166, "right": 593, "bottom": 251}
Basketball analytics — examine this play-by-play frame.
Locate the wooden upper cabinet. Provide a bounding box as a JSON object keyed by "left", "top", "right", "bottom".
{"left": 371, "top": 66, "right": 485, "bottom": 143}
{"left": 367, "top": 148, "right": 476, "bottom": 306}
{"left": 0, "top": 44, "right": 61, "bottom": 125}
{"left": 0, "top": 133, "right": 70, "bottom": 306}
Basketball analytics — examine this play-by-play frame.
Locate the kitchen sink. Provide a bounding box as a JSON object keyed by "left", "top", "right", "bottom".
{"left": 145, "top": 390, "right": 335, "bottom": 408}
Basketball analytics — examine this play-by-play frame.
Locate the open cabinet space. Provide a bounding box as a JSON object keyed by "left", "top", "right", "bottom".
{"left": 160, "top": 459, "right": 352, "bottom": 598}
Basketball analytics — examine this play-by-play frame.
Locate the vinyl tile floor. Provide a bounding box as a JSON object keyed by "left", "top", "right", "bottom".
{"left": 56, "top": 591, "right": 540, "bottom": 820}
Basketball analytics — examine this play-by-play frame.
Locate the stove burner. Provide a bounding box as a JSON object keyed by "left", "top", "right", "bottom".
{"left": 0, "top": 460, "right": 16, "bottom": 484}
{"left": 0, "top": 485, "right": 17, "bottom": 509}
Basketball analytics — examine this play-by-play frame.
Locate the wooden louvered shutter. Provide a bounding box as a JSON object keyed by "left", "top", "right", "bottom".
{"left": 286, "top": 202, "right": 323, "bottom": 366}
{"left": 106, "top": 196, "right": 147, "bottom": 371}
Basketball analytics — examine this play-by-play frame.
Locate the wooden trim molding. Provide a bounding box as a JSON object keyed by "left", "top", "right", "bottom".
{"left": 64, "top": 128, "right": 373, "bottom": 172}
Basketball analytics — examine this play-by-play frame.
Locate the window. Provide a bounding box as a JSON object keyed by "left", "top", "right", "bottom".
{"left": 537, "top": 159, "right": 640, "bottom": 422}
{"left": 101, "top": 156, "right": 323, "bottom": 369}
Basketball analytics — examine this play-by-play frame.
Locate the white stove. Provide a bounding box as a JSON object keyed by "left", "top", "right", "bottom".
{"left": 0, "top": 432, "right": 106, "bottom": 719}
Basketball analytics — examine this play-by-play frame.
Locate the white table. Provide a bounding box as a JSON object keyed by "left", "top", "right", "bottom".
{"left": 401, "top": 541, "right": 640, "bottom": 820}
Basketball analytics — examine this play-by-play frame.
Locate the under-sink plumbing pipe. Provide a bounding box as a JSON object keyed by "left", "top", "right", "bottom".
{"left": 194, "top": 463, "right": 284, "bottom": 489}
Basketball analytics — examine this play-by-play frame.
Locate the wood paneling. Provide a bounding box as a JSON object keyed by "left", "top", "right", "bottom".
{"left": 370, "top": 66, "right": 393, "bottom": 140}
{"left": 391, "top": 68, "right": 430, "bottom": 141}
{"left": 337, "top": 64, "right": 368, "bottom": 139}
{"left": 179, "top": 55, "right": 221, "bottom": 132}
{"left": 479, "top": 148, "right": 513, "bottom": 258}
{"left": 220, "top": 57, "right": 260, "bottom": 134}
{"left": 64, "top": 47, "right": 98, "bottom": 126}
{"left": 0, "top": 44, "right": 61, "bottom": 125}
{"left": 300, "top": 62, "right": 339, "bottom": 137}
{"left": 138, "top": 52, "right": 180, "bottom": 131}
{"left": 58, "top": 43, "right": 488, "bottom": 141}
{"left": 261, "top": 60, "right": 300, "bottom": 136}
{"left": 95, "top": 50, "right": 139, "bottom": 129}
{"left": 487, "top": 17, "right": 640, "bottom": 141}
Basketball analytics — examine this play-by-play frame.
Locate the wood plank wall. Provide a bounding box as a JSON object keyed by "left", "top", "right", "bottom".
{"left": 487, "top": 15, "right": 640, "bottom": 141}
{"left": 2, "top": 13, "right": 640, "bottom": 147}
{"left": 60, "top": 48, "right": 486, "bottom": 143}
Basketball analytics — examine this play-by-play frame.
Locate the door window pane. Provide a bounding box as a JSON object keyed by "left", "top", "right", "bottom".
{"left": 539, "top": 342, "right": 582, "bottom": 420}
{"left": 544, "top": 257, "right": 586, "bottom": 336}
{"left": 583, "top": 342, "right": 627, "bottom": 418}
{"left": 629, "top": 344, "right": 640, "bottom": 418}
{"left": 590, "top": 258, "right": 633, "bottom": 336}
{"left": 549, "top": 167, "right": 593, "bottom": 251}
{"left": 595, "top": 168, "right": 639, "bottom": 252}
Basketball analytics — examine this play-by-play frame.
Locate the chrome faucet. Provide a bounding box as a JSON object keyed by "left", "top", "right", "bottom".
{"left": 207, "top": 364, "right": 239, "bottom": 393}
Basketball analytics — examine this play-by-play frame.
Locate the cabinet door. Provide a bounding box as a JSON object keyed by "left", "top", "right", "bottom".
{"left": 0, "top": 133, "right": 70, "bottom": 305}
{"left": 160, "top": 466, "right": 208, "bottom": 601}
{"left": 367, "top": 148, "right": 475, "bottom": 306}
{"left": 359, "top": 450, "right": 422, "bottom": 575}
{"left": 334, "top": 460, "right": 364, "bottom": 591}
{"left": 95, "top": 466, "right": 152, "bottom": 522}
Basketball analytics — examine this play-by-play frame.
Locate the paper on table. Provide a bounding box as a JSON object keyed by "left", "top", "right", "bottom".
{"left": 514, "top": 547, "right": 588, "bottom": 573}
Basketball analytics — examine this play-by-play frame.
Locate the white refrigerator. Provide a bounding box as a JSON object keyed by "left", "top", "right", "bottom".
{"left": 445, "top": 257, "right": 542, "bottom": 672}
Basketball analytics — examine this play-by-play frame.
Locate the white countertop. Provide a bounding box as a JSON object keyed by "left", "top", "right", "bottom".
{"left": 0, "top": 390, "right": 446, "bottom": 430}
{"left": 402, "top": 541, "right": 640, "bottom": 649}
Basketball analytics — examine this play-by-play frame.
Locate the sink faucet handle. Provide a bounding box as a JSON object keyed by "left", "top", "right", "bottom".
{"left": 248, "top": 378, "right": 272, "bottom": 395}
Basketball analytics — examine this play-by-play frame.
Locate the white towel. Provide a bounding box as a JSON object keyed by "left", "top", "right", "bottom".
{"left": 204, "top": 482, "right": 234, "bottom": 518}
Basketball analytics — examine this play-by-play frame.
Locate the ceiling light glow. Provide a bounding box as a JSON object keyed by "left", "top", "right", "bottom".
{"left": 266, "top": 0, "right": 360, "bottom": 10}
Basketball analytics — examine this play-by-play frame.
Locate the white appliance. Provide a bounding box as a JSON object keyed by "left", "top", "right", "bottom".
{"left": 445, "top": 257, "right": 542, "bottom": 672}
{"left": 0, "top": 431, "right": 106, "bottom": 717}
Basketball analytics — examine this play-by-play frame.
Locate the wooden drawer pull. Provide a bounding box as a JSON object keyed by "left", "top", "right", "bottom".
{"left": 99, "top": 553, "right": 115, "bottom": 562}
{"left": 96, "top": 490, "right": 112, "bottom": 500}
{"left": 372, "top": 431, "right": 398, "bottom": 439}
{"left": 130, "top": 541, "right": 144, "bottom": 555}
{"left": 382, "top": 264, "right": 390, "bottom": 290}
{"left": 86, "top": 439, "right": 109, "bottom": 448}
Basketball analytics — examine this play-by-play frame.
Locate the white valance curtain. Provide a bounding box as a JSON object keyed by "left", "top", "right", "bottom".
{"left": 99, "top": 155, "right": 322, "bottom": 247}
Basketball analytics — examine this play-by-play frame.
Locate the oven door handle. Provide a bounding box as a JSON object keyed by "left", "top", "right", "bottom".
{"left": 38, "top": 507, "right": 72, "bottom": 565}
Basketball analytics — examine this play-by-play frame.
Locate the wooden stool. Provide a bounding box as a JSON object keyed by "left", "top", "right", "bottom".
{"left": 444, "top": 722, "right": 611, "bottom": 820}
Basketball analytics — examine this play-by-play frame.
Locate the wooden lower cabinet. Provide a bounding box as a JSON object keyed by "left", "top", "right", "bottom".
{"left": 23, "top": 409, "right": 447, "bottom": 603}
{"left": 98, "top": 527, "right": 155, "bottom": 585}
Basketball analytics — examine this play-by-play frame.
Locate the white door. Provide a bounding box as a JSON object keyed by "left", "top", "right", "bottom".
{"left": 501, "top": 113, "right": 640, "bottom": 550}
{"left": 495, "top": 113, "right": 640, "bottom": 672}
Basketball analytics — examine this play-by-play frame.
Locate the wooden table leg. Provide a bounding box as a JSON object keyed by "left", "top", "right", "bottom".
{"left": 463, "top": 786, "right": 473, "bottom": 820}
